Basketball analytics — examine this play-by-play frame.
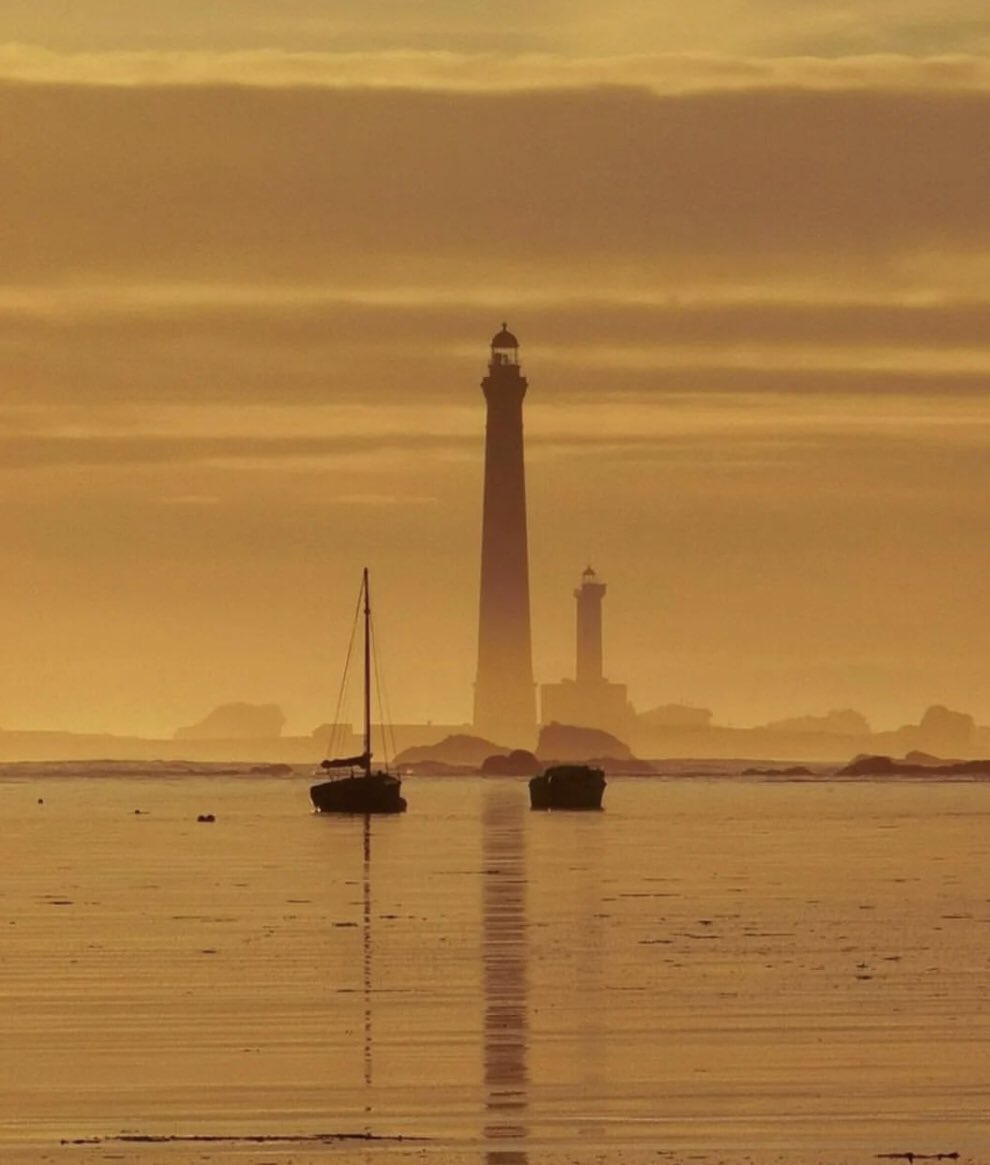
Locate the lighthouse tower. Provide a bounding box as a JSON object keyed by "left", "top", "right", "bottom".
{"left": 473, "top": 324, "right": 536, "bottom": 747}
{"left": 575, "top": 566, "right": 608, "bottom": 686}
{"left": 540, "top": 565, "right": 632, "bottom": 739}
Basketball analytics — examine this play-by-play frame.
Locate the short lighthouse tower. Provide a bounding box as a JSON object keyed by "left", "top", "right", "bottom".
{"left": 575, "top": 566, "right": 607, "bottom": 687}
{"left": 540, "top": 566, "right": 632, "bottom": 739}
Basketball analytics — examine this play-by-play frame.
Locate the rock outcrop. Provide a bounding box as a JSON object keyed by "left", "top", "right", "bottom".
{"left": 480, "top": 749, "right": 541, "bottom": 776}
{"left": 394, "top": 733, "right": 507, "bottom": 768}
{"left": 836, "top": 754, "right": 990, "bottom": 777}
{"left": 174, "top": 703, "right": 286, "bottom": 741}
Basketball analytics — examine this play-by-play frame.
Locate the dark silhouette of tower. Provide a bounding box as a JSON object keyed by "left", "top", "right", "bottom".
{"left": 474, "top": 325, "right": 536, "bottom": 747}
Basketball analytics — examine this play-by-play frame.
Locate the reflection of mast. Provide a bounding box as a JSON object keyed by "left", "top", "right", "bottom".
{"left": 362, "top": 814, "right": 372, "bottom": 1092}
{"left": 482, "top": 783, "right": 529, "bottom": 1165}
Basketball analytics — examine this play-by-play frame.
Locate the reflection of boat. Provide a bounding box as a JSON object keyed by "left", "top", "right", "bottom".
{"left": 529, "top": 764, "right": 605, "bottom": 810}
{"left": 310, "top": 569, "right": 407, "bottom": 815}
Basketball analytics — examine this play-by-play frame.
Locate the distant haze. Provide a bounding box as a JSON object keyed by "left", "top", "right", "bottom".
{"left": 1, "top": 3, "right": 988, "bottom": 737}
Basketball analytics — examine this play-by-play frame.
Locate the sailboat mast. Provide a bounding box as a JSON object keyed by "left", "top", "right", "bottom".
{"left": 363, "top": 567, "right": 372, "bottom": 770}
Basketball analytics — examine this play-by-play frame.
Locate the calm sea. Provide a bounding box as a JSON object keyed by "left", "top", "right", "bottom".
{"left": 1, "top": 771, "right": 987, "bottom": 1164}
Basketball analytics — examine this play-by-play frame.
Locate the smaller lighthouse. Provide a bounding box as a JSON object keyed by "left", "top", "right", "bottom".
{"left": 540, "top": 566, "right": 631, "bottom": 738}
{"left": 575, "top": 566, "right": 607, "bottom": 687}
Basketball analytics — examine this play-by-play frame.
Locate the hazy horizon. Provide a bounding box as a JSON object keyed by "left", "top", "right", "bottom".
{"left": 2, "top": 3, "right": 988, "bottom": 738}
{"left": 3, "top": 695, "right": 988, "bottom": 745}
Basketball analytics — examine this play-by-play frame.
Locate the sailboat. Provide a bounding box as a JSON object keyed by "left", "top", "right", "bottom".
{"left": 310, "top": 569, "right": 407, "bottom": 815}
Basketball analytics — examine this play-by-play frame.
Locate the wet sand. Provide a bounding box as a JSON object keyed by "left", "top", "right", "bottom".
{"left": 1, "top": 774, "right": 987, "bottom": 1164}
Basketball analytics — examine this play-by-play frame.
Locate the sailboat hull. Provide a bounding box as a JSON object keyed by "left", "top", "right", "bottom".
{"left": 310, "top": 773, "right": 407, "bottom": 815}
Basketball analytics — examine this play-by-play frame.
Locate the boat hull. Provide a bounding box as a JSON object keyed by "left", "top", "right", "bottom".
{"left": 529, "top": 765, "right": 606, "bottom": 810}
{"left": 310, "top": 773, "right": 407, "bottom": 815}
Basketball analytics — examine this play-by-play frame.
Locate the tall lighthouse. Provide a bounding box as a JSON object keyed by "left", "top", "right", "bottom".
{"left": 473, "top": 324, "right": 536, "bottom": 747}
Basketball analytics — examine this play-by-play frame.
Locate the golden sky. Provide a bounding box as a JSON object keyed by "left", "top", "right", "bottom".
{"left": 1, "top": 2, "right": 988, "bottom": 736}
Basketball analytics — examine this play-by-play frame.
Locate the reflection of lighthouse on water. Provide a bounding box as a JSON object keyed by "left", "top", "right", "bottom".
{"left": 482, "top": 782, "right": 530, "bottom": 1165}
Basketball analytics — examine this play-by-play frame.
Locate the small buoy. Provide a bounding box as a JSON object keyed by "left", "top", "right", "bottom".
{"left": 37, "top": 798, "right": 44, "bottom": 805}
{"left": 196, "top": 814, "right": 216, "bottom": 823}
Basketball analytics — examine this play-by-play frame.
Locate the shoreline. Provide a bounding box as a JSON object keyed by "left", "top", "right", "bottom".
{"left": 3, "top": 759, "right": 990, "bottom": 782}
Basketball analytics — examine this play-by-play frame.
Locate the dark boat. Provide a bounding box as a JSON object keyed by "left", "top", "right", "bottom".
{"left": 529, "top": 764, "right": 605, "bottom": 810}
{"left": 310, "top": 569, "right": 407, "bottom": 815}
